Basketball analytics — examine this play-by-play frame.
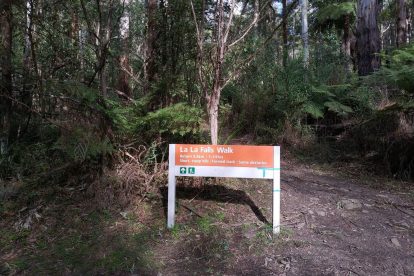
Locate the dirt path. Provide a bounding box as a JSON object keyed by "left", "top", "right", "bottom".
{"left": 154, "top": 161, "right": 414, "bottom": 275}
{"left": 1, "top": 160, "right": 413, "bottom": 275}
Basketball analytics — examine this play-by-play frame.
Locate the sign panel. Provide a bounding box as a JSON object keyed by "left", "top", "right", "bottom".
{"left": 167, "top": 144, "right": 281, "bottom": 234}
{"left": 175, "top": 144, "right": 274, "bottom": 168}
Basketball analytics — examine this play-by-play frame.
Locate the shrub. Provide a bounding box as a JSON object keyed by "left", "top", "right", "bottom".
{"left": 134, "top": 103, "right": 205, "bottom": 144}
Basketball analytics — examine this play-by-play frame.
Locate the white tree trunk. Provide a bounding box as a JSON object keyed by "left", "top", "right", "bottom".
{"left": 209, "top": 0, "right": 225, "bottom": 145}
{"left": 79, "top": 26, "right": 85, "bottom": 73}
{"left": 24, "top": 0, "right": 31, "bottom": 65}
{"left": 300, "top": 0, "right": 309, "bottom": 67}
{"left": 118, "top": 0, "right": 131, "bottom": 98}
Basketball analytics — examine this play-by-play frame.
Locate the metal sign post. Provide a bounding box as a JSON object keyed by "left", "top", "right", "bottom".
{"left": 167, "top": 144, "right": 281, "bottom": 234}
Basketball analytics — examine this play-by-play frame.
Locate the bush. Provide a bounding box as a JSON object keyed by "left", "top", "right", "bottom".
{"left": 134, "top": 103, "right": 206, "bottom": 144}
{"left": 226, "top": 37, "right": 373, "bottom": 145}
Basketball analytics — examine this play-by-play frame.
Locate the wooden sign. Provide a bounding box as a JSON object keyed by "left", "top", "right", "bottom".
{"left": 167, "top": 144, "right": 281, "bottom": 234}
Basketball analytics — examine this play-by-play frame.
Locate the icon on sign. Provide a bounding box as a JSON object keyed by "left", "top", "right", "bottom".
{"left": 180, "top": 167, "right": 187, "bottom": 174}
{"left": 189, "top": 167, "right": 195, "bottom": 174}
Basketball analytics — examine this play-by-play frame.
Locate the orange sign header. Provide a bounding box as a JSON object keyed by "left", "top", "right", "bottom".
{"left": 175, "top": 144, "right": 274, "bottom": 168}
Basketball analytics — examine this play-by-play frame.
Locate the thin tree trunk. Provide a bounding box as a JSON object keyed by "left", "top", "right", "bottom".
{"left": 396, "top": 0, "right": 407, "bottom": 47}
{"left": 23, "top": 0, "right": 33, "bottom": 100}
{"left": 145, "top": 0, "right": 157, "bottom": 95}
{"left": 209, "top": 0, "right": 225, "bottom": 145}
{"left": 356, "top": 0, "right": 381, "bottom": 76}
{"left": 282, "top": 0, "right": 288, "bottom": 67}
{"left": 20, "top": 0, "right": 34, "bottom": 137}
{"left": 342, "top": 14, "right": 352, "bottom": 71}
{"left": 0, "top": 0, "right": 13, "bottom": 151}
{"left": 79, "top": 25, "right": 86, "bottom": 79}
{"left": 408, "top": 8, "right": 412, "bottom": 43}
{"left": 98, "top": 1, "right": 113, "bottom": 98}
{"left": 300, "top": 0, "right": 309, "bottom": 67}
{"left": 117, "top": 0, "right": 131, "bottom": 99}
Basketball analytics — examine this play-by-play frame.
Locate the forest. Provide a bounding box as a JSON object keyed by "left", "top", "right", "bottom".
{"left": 1, "top": 0, "right": 414, "bottom": 274}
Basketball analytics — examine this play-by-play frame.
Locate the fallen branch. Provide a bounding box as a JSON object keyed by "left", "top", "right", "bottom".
{"left": 393, "top": 204, "right": 414, "bottom": 218}
{"left": 179, "top": 203, "right": 203, "bottom": 218}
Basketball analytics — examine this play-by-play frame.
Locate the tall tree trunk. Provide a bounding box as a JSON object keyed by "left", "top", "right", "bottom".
{"left": 282, "top": 0, "right": 288, "bottom": 67}
{"left": 396, "top": 0, "right": 407, "bottom": 47}
{"left": 145, "top": 0, "right": 157, "bottom": 95}
{"left": 20, "top": 0, "right": 34, "bottom": 137}
{"left": 98, "top": 2, "right": 113, "bottom": 98}
{"left": 409, "top": 8, "right": 412, "bottom": 43}
{"left": 356, "top": 0, "right": 381, "bottom": 76}
{"left": 79, "top": 24, "right": 86, "bottom": 80}
{"left": 342, "top": 14, "right": 352, "bottom": 71}
{"left": 300, "top": 0, "right": 309, "bottom": 67}
{"left": 117, "top": 0, "right": 131, "bottom": 99}
{"left": 0, "top": 0, "right": 13, "bottom": 152}
{"left": 23, "top": 0, "right": 32, "bottom": 101}
{"left": 209, "top": 0, "right": 225, "bottom": 145}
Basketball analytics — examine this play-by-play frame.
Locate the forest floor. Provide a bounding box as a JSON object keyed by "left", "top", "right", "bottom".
{"left": 1, "top": 156, "right": 414, "bottom": 275}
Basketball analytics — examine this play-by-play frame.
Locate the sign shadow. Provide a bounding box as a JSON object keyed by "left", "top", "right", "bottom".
{"left": 159, "top": 184, "right": 270, "bottom": 224}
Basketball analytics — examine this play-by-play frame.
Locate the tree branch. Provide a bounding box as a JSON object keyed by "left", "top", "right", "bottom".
{"left": 223, "top": 0, "right": 299, "bottom": 89}
{"left": 227, "top": 0, "right": 260, "bottom": 49}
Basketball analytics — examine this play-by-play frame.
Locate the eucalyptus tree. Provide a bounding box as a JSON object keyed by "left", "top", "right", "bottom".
{"left": 396, "top": 0, "right": 408, "bottom": 47}
{"left": 118, "top": 0, "right": 131, "bottom": 98}
{"left": 191, "top": 0, "right": 260, "bottom": 144}
{"left": 144, "top": 0, "right": 157, "bottom": 95}
{"left": 356, "top": 0, "right": 381, "bottom": 75}
{"left": 282, "top": 0, "right": 288, "bottom": 67}
{"left": 301, "top": 0, "right": 309, "bottom": 66}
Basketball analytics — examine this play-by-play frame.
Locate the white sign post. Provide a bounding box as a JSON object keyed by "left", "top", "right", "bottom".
{"left": 167, "top": 144, "right": 281, "bottom": 234}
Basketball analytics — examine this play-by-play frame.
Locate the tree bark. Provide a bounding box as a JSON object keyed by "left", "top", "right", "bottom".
{"left": 20, "top": 0, "right": 34, "bottom": 137}
{"left": 208, "top": 0, "right": 225, "bottom": 145}
{"left": 0, "top": 0, "right": 13, "bottom": 152}
{"left": 342, "top": 14, "right": 352, "bottom": 71}
{"left": 408, "top": 8, "right": 412, "bottom": 43}
{"left": 396, "top": 0, "right": 407, "bottom": 47}
{"left": 144, "top": 0, "right": 157, "bottom": 95}
{"left": 282, "top": 0, "right": 288, "bottom": 67}
{"left": 300, "top": 0, "right": 309, "bottom": 67}
{"left": 70, "top": 9, "right": 79, "bottom": 45}
{"left": 356, "top": 0, "right": 381, "bottom": 76}
{"left": 117, "top": 0, "right": 131, "bottom": 99}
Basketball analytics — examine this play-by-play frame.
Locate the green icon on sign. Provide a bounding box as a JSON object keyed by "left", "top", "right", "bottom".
{"left": 189, "top": 167, "right": 195, "bottom": 174}
{"left": 180, "top": 167, "right": 186, "bottom": 174}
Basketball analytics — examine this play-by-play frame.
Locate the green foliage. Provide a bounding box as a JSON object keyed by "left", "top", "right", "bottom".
{"left": 378, "top": 43, "right": 414, "bottom": 95}
{"left": 135, "top": 103, "right": 205, "bottom": 143}
{"left": 227, "top": 32, "right": 374, "bottom": 144}
{"left": 317, "top": 2, "right": 356, "bottom": 22}
{"left": 53, "top": 127, "right": 113, "bottom": 163}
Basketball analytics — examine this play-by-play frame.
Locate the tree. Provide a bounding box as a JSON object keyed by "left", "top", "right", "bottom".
{"left": 396, "top": 0, "right": 407, "bottom": 47}
{"left": 191, "top": 0, "right": 259, "bottom": 144}
{"left": 80, "top": 0, "right": 116, "bottom": 97}
{"left": 144, "top": 0, "right": 158, "bottom": 95}
{"left": 117, "top": 0, "right": 132, "bottom": 99}
{"left": 301, "top": 0, "right": 309, "bottom": 67}
{"left": 0, "top": 0, "right": 13, "bottom": 152}
{"left": 315, "top": 1, "right": 356, "bottom": 72}
{"left": 356, "top": 0, "right": 381, "bottom": 75}
{"left": 282, "top": 0, "right": 288, "bottom": 67}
